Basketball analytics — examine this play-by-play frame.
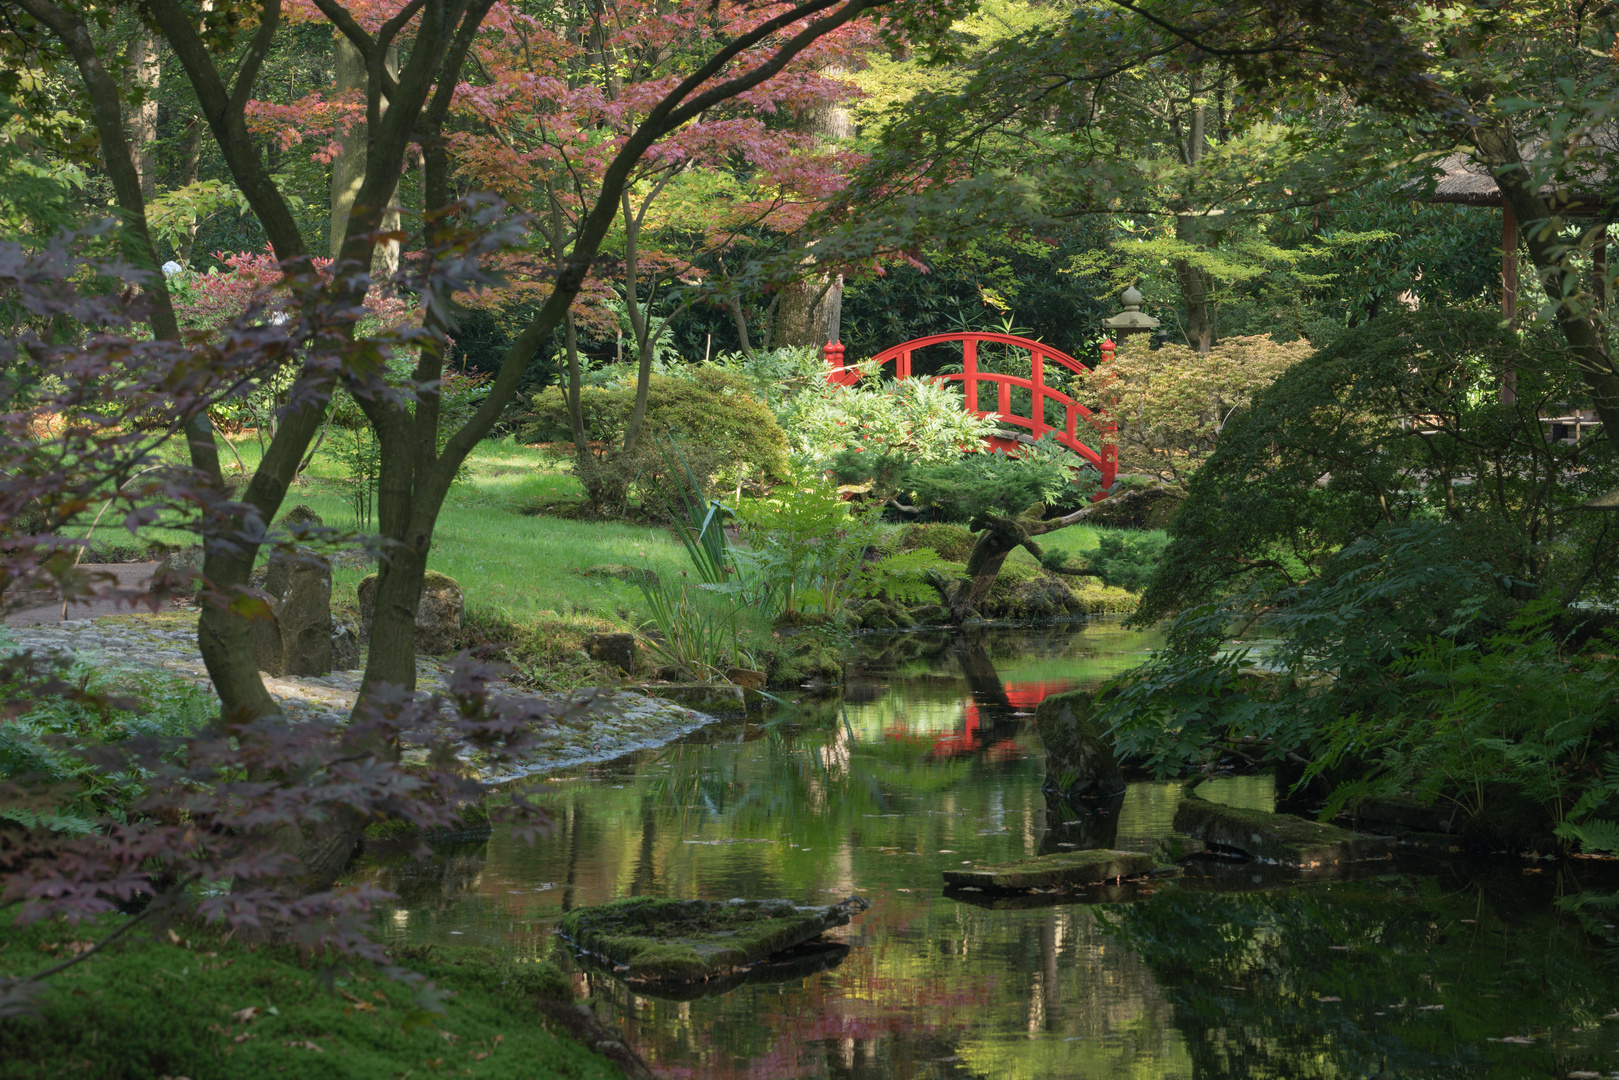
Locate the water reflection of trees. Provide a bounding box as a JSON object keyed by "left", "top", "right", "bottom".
{"left": 1101, "top": 872, "right": 1619, "bottom": 1079}
{"left": 364, "top": 620, "right": 1614, "bottom": 1080}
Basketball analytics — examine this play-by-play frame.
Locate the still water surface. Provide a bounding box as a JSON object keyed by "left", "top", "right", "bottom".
{"left": 376, "top": 619, "right": 1619, "bottom": 1079}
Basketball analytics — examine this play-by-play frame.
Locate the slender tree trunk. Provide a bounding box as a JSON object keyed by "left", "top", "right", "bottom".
{"left": 329, "top": 34, "right": 401, "bottom": 276}
{"left": 1174, "top": 220, "right": 1216, "bottom": 353}
{"left": 1174, "top": 69, "right": 1215, "bottom": 353}
{"left": 128, "top": 31, "right": 161, "bottom": 201}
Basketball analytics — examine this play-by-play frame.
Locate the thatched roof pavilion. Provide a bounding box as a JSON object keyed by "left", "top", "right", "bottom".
{"left": 1426, "top": 149, "right": 1609, "bottom": 323}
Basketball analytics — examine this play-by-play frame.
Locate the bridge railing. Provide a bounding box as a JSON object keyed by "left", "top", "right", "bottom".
{"left": 823, "top": 332, "right": 1117, "bottom": 492}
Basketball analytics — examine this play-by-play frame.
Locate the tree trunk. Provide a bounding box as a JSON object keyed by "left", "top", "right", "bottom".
{"left": 772, "top": 66, "right": 852, "bottom": 351}
{"left": 772, "top": 271, "right": 842, "bottom": 349}
{"left": 1174, "top": 68, "right": 1215, "bottom": 353}
{"left": 932, "top": 489, "right": 1168, "bottom": 621}
{"left": 328, "top": 34, "right": 401, "bottom": 277}
{"left": 1174, "top": 223, "right": 1215, "bottom": 353}
{"left": 128, "top": 31, "right": 160, "bottom": 201}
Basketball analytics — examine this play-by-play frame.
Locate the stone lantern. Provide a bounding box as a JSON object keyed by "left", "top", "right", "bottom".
{"left": 1098, "top": 285, "right": 1160, "bottom": 368}
{"left": 1101, "top": 285, "right": 1160, "bottom": 339}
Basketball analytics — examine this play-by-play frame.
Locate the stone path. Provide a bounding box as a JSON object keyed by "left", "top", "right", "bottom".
{"left": 3, "top": 563, "right": 163, "bottom": 626}
{"left": 1, "top": 613, "right": 722, "bottom": 781}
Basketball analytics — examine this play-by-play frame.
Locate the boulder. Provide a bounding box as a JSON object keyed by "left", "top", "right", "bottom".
{"left": 251, "top": 551, "right": 334, "bottom": 677}
{"left": 155, "top": 545, "right": 206, "bottom": 590}
{"left": 1172, "top": 795, "right": 1398, "bottom": 868}
{"left": 358, "top": 570, "right": 464, "bottom": 655}
{"left": 558, "top": 895, "right": 870, "bottom": 985}
{"left": 724, "top": 667, "right": 767, "bottom": 692}
{"left": 1034, "top": 690, "right": 1125, "bottom": 799}
{"left": 769, "top": 638, "right": 845, "bottom": 689}
{"left": 281, "top": 504, "right": 323, "bottom": 528}
{"left": 942, "top": 849, "right": 1157, "bottom": 892}
{"left": 1352, "top": 795, "right": 1465, "bottom": 836}
{"left": 331, "top": 611, "right": 361, "bottom": 670}
{"left": 585, "top": 632, "right": 637, "bottom": 673}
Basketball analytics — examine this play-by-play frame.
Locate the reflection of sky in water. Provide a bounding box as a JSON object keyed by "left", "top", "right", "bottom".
{"left": 360, "top": 620, "right": 1619, "bottom": 1080}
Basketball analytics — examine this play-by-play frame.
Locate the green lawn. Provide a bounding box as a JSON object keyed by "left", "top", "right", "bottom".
{"left": 118, "top": 435, "right": 694, "bottom": 628}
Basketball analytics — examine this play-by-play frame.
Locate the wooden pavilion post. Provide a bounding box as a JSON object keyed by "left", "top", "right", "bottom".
{"left": 1502, "top": 202, "right": 1519, "bottom": 404}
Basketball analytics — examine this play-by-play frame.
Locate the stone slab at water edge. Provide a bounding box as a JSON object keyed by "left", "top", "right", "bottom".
{"left": 1173, "top": 795, "right": 1397, "bottom": 868}
{"left": 1, "top": 614, "right": 727, "bottom": 777}
{"left": 557, "top": 896, "right": 871, "bottom": 985}
{"left": 942, "top": 849, "right": 1158, "bottom": 891}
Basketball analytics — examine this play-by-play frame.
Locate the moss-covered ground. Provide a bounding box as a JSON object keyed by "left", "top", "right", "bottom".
{"left": 0, "top": 915, "right": 620, "bottom": 1080}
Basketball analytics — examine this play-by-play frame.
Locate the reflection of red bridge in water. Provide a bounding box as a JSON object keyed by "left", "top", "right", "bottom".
{"left": 824, "top": 333, "right": 1118, "bottom": 493}
{"left": 881, "top": 681, "right": 1074, "bottom": 761}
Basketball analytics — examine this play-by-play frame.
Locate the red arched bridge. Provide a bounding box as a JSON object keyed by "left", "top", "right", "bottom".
{"left": 823, "top": 332, "right": 1118, "bottom": 493}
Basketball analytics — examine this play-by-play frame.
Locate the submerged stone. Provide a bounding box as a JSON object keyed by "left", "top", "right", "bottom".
{"left": 1173, "top": 795, "right": 1396, "bottom": 868}
{"left": 557, "top": 895, "right": 870, "bottom": 984}
{"left": 942, "top": 849, "right": 1157, "bottom": 892}
{"left": 636, "top": 683, "right": 748, "bottom": 715}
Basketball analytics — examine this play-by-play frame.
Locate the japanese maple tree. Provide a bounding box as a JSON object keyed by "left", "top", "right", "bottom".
{"left": 6, "top": 0, "right": 971, "bottom": 907}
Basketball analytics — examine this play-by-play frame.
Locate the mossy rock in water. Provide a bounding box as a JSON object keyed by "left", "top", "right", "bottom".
{"left": 770, "top": 637, "right": 845, "bottom": 688}
{"left": 1034, "top": 690, "right": 1124, "bottom": 798}
{"left": 557, "top": 895, "right": 871, "bottom": 984}
{"left": 943, "top": 849, "right": 1157, "bottom": 892}
{"left": 852, "top": 597, "right": 913, "bottom": 630}
{"left": 977, "top": 562, "right": 1135, "bottom": 619}
{"left": 1172, "top": 795, "right": 1397, "bottom": 868}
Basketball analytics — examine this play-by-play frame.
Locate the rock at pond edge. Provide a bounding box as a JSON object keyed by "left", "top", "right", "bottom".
{"left": 1172, "top": 795, "right": 1396, "bottom": 868}
{"left": 1034, "top": 690, "right": 1125, "bottom": 800}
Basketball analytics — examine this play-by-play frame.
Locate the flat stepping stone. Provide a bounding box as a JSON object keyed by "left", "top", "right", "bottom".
{"left": 1173, "top": 795, "right": 1396, "bottom": 868}
{"left": 621, "top": 941, "right": 851, "bottom": 1002}
{"left": 557, "top": 895, "right": 869, "bottom": 985}
{"left": 942, "top": 849, "right": 1157, "bottom": 892}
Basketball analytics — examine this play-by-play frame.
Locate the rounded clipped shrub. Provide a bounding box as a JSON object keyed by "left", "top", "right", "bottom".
{"left": 523, "top": 368, "right": 789, "bottom": 481}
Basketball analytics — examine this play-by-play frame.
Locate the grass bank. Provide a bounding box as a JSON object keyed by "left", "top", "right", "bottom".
{"left": 0, "top": 915, "right": 628, "bottom": 1079}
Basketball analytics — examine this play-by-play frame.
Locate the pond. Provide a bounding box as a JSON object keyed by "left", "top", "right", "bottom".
{"left": 371, "top": 619, "right": 1619, "bottom": 1080}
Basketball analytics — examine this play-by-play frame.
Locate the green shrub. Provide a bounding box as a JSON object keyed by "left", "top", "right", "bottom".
{"left": 732, "top": 474, "right": 946, "bottom": 624}
{"left": 775, "top": 375, "right": 996, "bottom": 471}
{"left": 0, "top": 650, "right": 214, "bottom": 830}
{"left": 707, "top": 345, "right": 827, "bottom": 411}
{"left": 1084, "top": 531, "right": 1170, "bottom": 592}
{"left": 1138, "top": 309, "right": 1619, "bottom": 623}
{"left": 523, "top": 368, "right": 788, "bottom": 482}
{"left": 896, "top": 439, "right": 1094, "bottom": 522}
